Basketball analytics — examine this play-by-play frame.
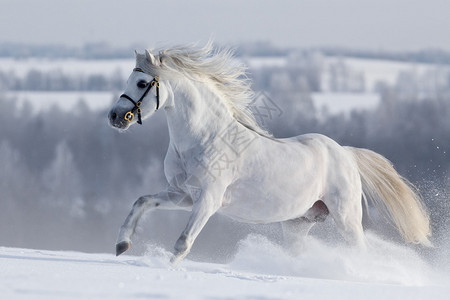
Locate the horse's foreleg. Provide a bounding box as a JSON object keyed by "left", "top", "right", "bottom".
{"left": 116, "top": 187, "right": 190, "bottom": 256}
{"left": 171, "top": 195, "right": 221, "bottom": 265}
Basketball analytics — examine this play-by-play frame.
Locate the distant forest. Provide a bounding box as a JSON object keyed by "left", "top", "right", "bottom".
{"left": 2, "top": 41, "right": 450, "bottom": 64}
{"left": 0, "top": 42, "right": 449, "bottom": 258}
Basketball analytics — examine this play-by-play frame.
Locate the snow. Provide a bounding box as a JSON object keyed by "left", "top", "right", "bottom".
{"left": 1, "top": 56, "right": 447, "bottom": 88}
{"left": 311, "top": 93, "right": 379, "bottom": 116}
{"left": 5, "top": 91, "right": 380, "bottom": 118}
{"left": 0, "top": 58, "right": 134, "bottom": 78}
{"left": 5, "top": 91, "right": 116, "bottom": 114}
{"left": 1, "top": 54, "right": 449, "bottom": 299}
{"left": 1, "top": 55, "right": 447, "bottom": 117}
{"left": 244, "top": 56, "right": 287, "bottom": 69}
{"left": 1, "top": 234, "right": 448, "bottom": 300}
{"left": 331, "top": 57, "right": 445, "bottom": 91}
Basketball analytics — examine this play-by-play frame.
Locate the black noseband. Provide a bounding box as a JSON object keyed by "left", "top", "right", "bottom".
{"left": 120, "top": 68, "right": 160, "bottom": 125}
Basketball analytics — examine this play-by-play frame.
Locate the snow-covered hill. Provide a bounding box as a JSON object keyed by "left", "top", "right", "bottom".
{"left": 2, "top": 54, "right": 447, "bottom": 114}
{"left": 1, "top": 234, "right": 448, "bottom": 300}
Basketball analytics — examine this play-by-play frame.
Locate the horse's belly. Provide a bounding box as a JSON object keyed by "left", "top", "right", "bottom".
{"left": 219, "top": 179, "right": 320, "bottom": 223}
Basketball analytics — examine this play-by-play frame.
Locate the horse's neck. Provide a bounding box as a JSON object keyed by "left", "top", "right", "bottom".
{"left": 165, "top": 79, "right": 241, "bottom": 151}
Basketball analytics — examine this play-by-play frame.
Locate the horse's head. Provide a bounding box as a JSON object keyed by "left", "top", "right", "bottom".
{"left": 108, "top": 50, "right": 172, "bottom": 130}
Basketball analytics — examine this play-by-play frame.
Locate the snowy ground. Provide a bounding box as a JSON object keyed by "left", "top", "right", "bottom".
{"left": 4, "top": 91, "right": 380, "bottom": 118}
{"left": 311, "top": 92, "right": 379, "bottom": 117}
{"left": 5, "top": 91, "right": 116, "bottom": 114}
{"left": 2, "top": 55, "right": 446, "bottom": 117}
{"left": 1, "top": 55, "right": 449, "bottom": 299}
{"left": 1, "top": 234, "right": 448, "bottom": 300}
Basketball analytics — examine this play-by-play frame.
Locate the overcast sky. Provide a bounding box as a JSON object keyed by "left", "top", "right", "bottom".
{"left": 1, "top": 0, "right": 449, "bottom": 51}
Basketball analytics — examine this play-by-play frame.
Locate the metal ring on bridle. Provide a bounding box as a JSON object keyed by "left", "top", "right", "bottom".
{"left": 124, "top": 111, "right": 134, "bottom": 122}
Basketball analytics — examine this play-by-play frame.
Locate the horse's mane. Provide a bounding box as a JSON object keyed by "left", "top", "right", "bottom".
{"left": 136, "top": 43, "right": 271, "bottom": 137}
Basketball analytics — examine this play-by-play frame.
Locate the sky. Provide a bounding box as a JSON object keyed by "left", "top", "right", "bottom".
{"left": 1, "top": 0, "right": 449, "bottom": 52}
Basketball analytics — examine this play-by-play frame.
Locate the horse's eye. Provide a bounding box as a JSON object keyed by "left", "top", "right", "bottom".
{"left": 137, "top": 81, "right": 148, "bottom": 88}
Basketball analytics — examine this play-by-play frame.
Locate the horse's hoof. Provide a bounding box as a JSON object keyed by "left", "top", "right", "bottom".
{"left": 170, "top": 251, "right": 188, "bottom": 266}
{"left": 170, "top": 254, "right": 182, "bottom": 266}
{"left": 116, "top": 241, "right": 131, "bottom": 256}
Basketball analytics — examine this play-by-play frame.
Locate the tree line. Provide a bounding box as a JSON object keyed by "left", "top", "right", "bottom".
{"left": 0, "top": 69, "right": 125, "bottom": 91}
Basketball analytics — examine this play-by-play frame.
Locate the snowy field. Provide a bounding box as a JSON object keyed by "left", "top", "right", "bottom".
{"left": 2, "top": 55, "right": 446, "bottom": 86}
{"left": 321, "top": 56, "right": 448, "bottom": 91}
{"left": 4, "top": 91, "right": 380, "bottom": 117}
{"left": 1, "top": 55, "right": 449, "bottom": 299}
{"left": 311, "top": 92, "right": 379, "bottom": 116}
{"left": 1, "top": 234, "right": 449, "bottom": 300}
{"left": 0, "top": 57, "right": 134, "bottom": 78}
{"left": 1, "top": 54, "right": 445, "bottom": 115}
{"left": 5, "top": 91, "right": 116, "bottom": 114}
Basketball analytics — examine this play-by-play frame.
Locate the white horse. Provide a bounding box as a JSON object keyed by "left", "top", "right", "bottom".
{"left": 108, "top": 44, "right": 431, "bottom": 264}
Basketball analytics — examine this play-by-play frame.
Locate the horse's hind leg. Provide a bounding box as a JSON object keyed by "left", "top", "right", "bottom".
{"left": 116, "top": 187, "right": 191, "bottom": 256}
{"left": 282, "top": 200, "right": 329, "bottom": 254}
{"left": 325, "top": 190, "right": 366, "bottom": 249}
{"left": 282, "top": 218, "right": 315, "bottom": 254}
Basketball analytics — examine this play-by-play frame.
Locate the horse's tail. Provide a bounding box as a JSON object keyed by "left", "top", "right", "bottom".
{"left": 346, "top": 147, "right": 432, "bottom": 246}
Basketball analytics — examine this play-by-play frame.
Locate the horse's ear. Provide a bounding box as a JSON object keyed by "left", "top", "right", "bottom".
{"left": 134, "top": 49, "right": 138, "bottom": 56}
{"left": 145, "top": 50, "right": 157, "bottom": 65}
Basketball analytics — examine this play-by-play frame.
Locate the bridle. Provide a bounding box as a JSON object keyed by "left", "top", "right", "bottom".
{"left": 119, "top": 68, "right": 160, "bottom": 125}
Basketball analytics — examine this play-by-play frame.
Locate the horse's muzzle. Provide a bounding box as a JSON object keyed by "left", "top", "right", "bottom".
{"left": 108, "top": 109, "right": 129, "bottom": 130}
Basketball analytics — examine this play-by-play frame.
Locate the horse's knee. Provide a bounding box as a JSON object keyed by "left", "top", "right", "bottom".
{"left": 133, "top": 196, "right": 160, "bottom": 209}
{"left": 134, "top": 196, "right": 147, "bottom": 207}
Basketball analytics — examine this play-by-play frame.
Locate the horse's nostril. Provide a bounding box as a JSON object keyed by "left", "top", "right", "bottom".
{"left": 111, "top": 112, "right": 117, "bottom": 121}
